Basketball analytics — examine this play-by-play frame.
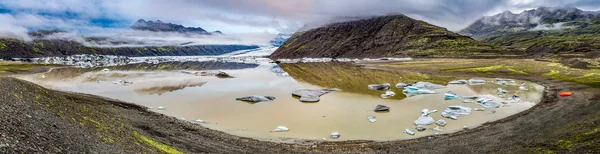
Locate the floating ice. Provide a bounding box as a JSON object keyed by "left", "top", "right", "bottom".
{"left": 271, "top": 126, "right": 289, "bottom": 132}
{"left": 414, "top": 116, "right": 435, "bottom": 125}
{"left": 367, "top": 116, "right": 377, "bottom": 123}
{"left": 330, "top": 132, "right": 340, "bottom": 139}
{"left": 380, "top": 91, "right": 396, "bottom": 99}
{"left": 404, "top": 128, "right": 415, "bottom": 135}
{"left": 448, "top": 80, "right": 468, "bottom": 84}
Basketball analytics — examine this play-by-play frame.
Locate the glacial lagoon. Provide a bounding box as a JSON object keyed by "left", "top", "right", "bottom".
{"left": 17, "top": 62, "right": 544, "bottom": 142}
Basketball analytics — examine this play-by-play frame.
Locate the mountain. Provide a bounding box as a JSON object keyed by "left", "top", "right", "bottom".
{"left": 0, "top": 38, "right": 259, "bottom": 59}
{"left": 460, "top": 6, "right": 600, "bottom": 38}
{"left": 131, "top": 19, "right": 221, "bottom": 35}
{"left": 270, "top": 14, "right": 508, "bottom": 59}
{"left": 461, "top": 6, "right": 600, "bottom": 56}
{"left": 270, "top": 33, "right": 292, "bottom": 47}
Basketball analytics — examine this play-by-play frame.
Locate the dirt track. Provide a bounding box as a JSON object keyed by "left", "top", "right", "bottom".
{"left": 1, "top": 61, "right": 599, "bottom": 153}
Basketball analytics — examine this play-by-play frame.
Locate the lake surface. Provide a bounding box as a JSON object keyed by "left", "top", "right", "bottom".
{"left": 17, "top": 62, "right": 545, "bottom": 142}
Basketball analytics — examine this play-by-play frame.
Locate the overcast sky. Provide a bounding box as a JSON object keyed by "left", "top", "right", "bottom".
{"left": 2, "top": 0, "right": 600, "bottom": 36}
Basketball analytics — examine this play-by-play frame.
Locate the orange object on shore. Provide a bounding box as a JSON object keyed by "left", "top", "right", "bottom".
{"left": 560, "top": 92, "right": 572, "bottom": 97}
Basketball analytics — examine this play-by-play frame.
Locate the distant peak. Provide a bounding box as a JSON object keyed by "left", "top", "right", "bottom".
{"left": 136, "top": 19, "right": 146, "bottom": 23}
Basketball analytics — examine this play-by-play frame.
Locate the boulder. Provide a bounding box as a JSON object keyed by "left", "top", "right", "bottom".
{"left": 414, "top": 116, "right": 435, "bottom": 125}
{"left": 215, "top": 71, "right": 234, "bottom": 78}
{"left": 236, "top": 95, "right": 276, "bottom": 103}
{"left": 368, "top": 83, "right": 391, "bottom": 90}
{"left": 292, "top": 88, "right": 339, "bottom": 102}
{"left": 374, "top": 105, "right": 390, "bottom": 112}
{"left": 416, "top": 125, "right": 426, "bottom": 131}
{"left": 441, "top": 106, "right": 472, "bottom": 120}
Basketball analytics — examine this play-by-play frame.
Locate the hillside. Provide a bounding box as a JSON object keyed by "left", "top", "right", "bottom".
{"left": 131, "top": 19, "right": 222, "bottom": 35}
{"left": 460, "top": 6, "right": 600, "bottom": 56}
{"left": 0, "top": 38, "right": 258, "bottom": 59}
{"left": 270, "top": 14, "right": 510, "bottom": 59}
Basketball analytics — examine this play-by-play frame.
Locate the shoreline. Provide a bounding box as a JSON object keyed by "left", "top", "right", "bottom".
{"left": 1, "top": 59, "right": 598, "bottom": 153}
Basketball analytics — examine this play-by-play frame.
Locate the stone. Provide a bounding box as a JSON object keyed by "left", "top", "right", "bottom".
{"left": 374, "top": 105, "right": 390, "bottom": 112}
{"left": 414, "top": 116, "right": 435, "bottom": 125}
{"left": 441, "top": 106, "right": 472, "bottom": 120}
{"left": 474, "top": 108, "right": 485, "bottom": 111}
{"left": 416, "top": 125, "right": 426, "bottom": 131}
{"left": 436, "top": 119, "right": 447, "bottom": 127}
{"left": 367, "top": 116, "right": 376, "bottom": 123}
{"left": 215, "top": 71, "right": 234, "bottom": 78}
{"left": 235, "top": 95, "right": 276, "bottom": 102}
{"left": 292, "top": 88, "right": 339, "bottom": 102}
{"left": 271, "top": 126, "right": 289, "bottom": 132}
{"left": 368, "top": 83, "right": 391, "bottom": 90}
{"left": 330, "top": 132, "right": 340, "bottom": 139}
{"left": 395, "top": 83, "right": 409, "bottom": 88}
{"left": 404, "top": 128, "right": 415, "bottom": 135}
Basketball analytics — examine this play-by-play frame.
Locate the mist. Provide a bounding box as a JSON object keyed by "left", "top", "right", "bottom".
{"left": 40, "top": 30, "right": 276, "bottom": 47}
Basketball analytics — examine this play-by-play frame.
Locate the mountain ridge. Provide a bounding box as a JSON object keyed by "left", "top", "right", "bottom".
{"left": 271, "top": 14, "right": 510, "bottom": 59}
{"left": 131, "top": 19, "right": 221, "bottom": 35}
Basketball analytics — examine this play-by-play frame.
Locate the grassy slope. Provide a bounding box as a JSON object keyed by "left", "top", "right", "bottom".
{"left": 0, "top": 76, "right": 184, "bottom": 153}
{"left": 480, "top": 24, "right": 600, "bottom": 55}
{"left": 382, "top": 59, "right": 600, "bottom": 88}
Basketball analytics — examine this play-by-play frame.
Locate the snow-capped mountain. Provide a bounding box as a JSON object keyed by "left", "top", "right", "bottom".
{"left": 269, "top": 33, "right": 292, "bottom": 47}
{"left": 460, "top": 6, "right": 600, "bottom": 37}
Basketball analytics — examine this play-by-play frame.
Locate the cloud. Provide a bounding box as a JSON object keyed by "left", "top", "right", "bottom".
{"left": 4, "top": 0, "right": 600, "bottom": 38}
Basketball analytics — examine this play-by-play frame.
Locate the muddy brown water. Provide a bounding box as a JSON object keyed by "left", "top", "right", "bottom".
{"left": 16, "top": 62, "right": 544, "bottom": 142}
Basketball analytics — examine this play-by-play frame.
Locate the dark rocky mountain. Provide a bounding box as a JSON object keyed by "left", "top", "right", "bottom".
{"left": 461, "top": 6, "right": 600, "bottom": 56}
{"left": 460, "top": 6, "right": 600, "bottom": 38}
{"left": 131, "top": 19, "right": 221, "bottom": 35}
{"left": 270, "top": 33, "right": 292, "bottom": 47}
{"left": 0, "top": 38, "right": 258, "bottom": 59}
{"left": 270, "top": 14, "right": 508, "bottom": 59}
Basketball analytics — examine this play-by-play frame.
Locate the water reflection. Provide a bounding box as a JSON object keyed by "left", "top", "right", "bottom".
{"left": 16, "top": 62, "right": 545, "bottom": 142}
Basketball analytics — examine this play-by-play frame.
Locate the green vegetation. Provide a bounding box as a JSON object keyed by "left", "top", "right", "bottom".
{"left": 32, "top": 47, "right": 43, "bottom": 54}
{"left": 480, "top": 24, "right": 600, "bottom": 55}
{"left": 280, "top": 62, "right": 460, "bottom": 99}
{"left": 0, "top": 61, "right": 58, "bottom": 75}
{"left": 383, "top": 59, "right": 600, "bottom": 88}
{"left": 134, "top": 131, "right": 184, "bottom": 154}
{"left": 0, "top": 43, "right": 7, "bottom": 51}
{"left": 0, "top": 76, "right": 185, "bottom": 153}
{"left": 0, "top": 38, "right": 259, "bottom": 59}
